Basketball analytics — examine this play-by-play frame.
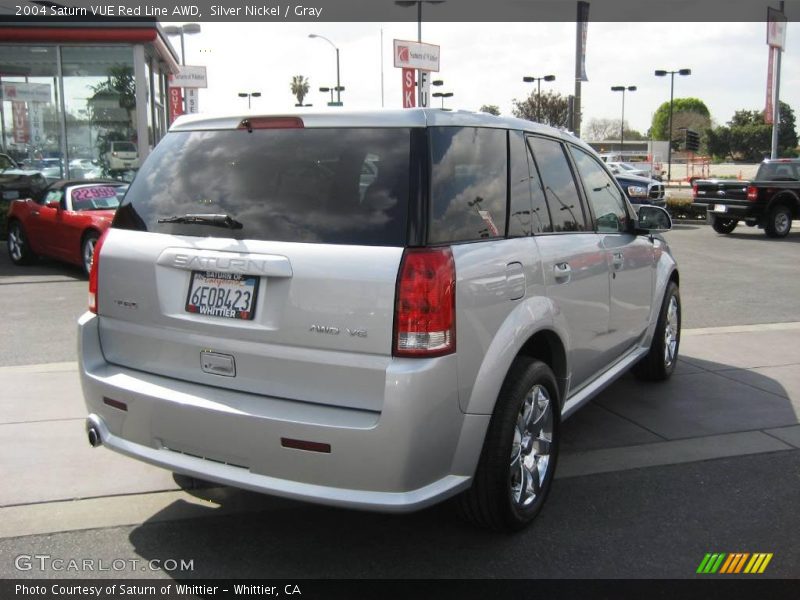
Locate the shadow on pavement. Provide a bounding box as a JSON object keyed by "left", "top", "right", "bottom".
{"left": 121, "top": 355, "right": 797, "bottom": 578}
{"left": 0, "top": 247, "right": 84, "bottom": 280}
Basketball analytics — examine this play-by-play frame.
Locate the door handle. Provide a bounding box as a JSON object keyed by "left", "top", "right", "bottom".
{"left": 553, "top": 262, "right": 572, "bottom": 283}
{"left": 31, "top": 211, "right": 39, "bottom": 217}
{"left": 612, "top": 252, "right": 624, "bottom": 269}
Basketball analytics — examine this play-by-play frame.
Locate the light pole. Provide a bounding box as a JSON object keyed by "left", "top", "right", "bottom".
{"left": 163, "top": 23, "right": 201, "bottom": 112}
{"left": 654, "top": 68, "right": 691, "bottom": 182}
{"left": 522, "top": 74, "right": 555, "bottom": 122}
{"left": 237, "top": 92, "right": 261, "bottom": 109}
{"left": 309, "top": 34, "right": 342, "bottom": 106}
{"left": 395, "top": 1, "right": 445, "bottom": 105}
{"left": 610, "top": 85, "right": 636, "bottom": 155}
{"left": 432, "top": 91, "right": 453, "bottom": 109}
{"left": 319, "top": 86, "right": 345, "bottom": 106}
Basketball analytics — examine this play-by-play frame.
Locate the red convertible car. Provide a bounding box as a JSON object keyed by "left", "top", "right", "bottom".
{"left": 6, "top": 179, "right": 126, "bottom": 275}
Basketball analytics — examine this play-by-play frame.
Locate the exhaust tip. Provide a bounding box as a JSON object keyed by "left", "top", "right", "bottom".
{"left": 87, "top": 425, "right": 101, "bottom": 448}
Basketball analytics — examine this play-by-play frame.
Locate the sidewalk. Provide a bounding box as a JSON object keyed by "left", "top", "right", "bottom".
{"left": 1, "top": 323, "right": 798, "bottom": 538}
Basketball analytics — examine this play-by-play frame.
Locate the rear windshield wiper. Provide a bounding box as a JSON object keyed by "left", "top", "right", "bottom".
{"left": 157, "top": 213, "right": 243, "bottom": 229}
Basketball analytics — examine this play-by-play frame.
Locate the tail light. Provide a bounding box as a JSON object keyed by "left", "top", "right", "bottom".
{"left": 692, "top": 183, "right": 698, "bottom": 198}
{"left": 394, "top": 247, "right": 456, "bottom": 358}
{"left": 747, "top": 186, "right": 758, "bottom": 201}
{"left": 88, "top": 231, "right": 109, "bottom": 313}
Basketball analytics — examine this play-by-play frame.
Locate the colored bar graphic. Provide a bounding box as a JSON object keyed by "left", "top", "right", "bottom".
{"left": 702, "top": 552, "right": 774, "bottom": 575}
{"left": 733, "top": 553, "right": 750, "bottom": 573}
{"left": 710, "top": 553, "right": 726, "bottom": 573}
{"left": 758, "top": 554, "right": 773, "bottom": 573}
{"left": 719, "top": 554, "right": 736, "bottom": 574}
{"left": 697, "top": 554, "right": 714, "bottom": 574}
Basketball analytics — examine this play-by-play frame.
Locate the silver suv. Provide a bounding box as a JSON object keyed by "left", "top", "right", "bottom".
{"left": 79, "top": 109, "right": 680, "bottom": 531}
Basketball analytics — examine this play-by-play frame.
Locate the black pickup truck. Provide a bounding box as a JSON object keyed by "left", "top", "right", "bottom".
{"left": 693, "top": 159, "right": 800, "bottom": 238}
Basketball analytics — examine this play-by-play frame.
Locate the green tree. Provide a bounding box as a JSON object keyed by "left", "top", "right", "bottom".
{"left": 479, "top": 104, "right": 500, "bottom": 116}
{"left": 707, "top": 102, "right": 798, "bottom": 161}
{"left": 704, "top": 126, "right": 731, "bottom": 159}
{"left": 88, "top": 65, "right": 137, "bottom": 156}
{"left": 650, "top": 98, "right": 711, "bottom": 145}
{"left": 290, "top": 75, "right": 310, "bottom": 106}
{"left": 512, "top": 90, "right": 569, "bottom": 128}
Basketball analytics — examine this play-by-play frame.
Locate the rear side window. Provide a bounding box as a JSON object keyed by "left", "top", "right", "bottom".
{"left": 113, "top": 128, "right": 411, "bottom": 246}
{"left": 527, "top": 136, "right": 588, "bottom": 232}
{"left": 429, "top": 127, "right": 507, "bottom": 243}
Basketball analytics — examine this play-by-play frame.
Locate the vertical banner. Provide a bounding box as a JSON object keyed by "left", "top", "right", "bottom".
{"left": 576, "top": 1, "right": 590, "bottom": 82}
{"left": 12, "top": 101, "right": 29, "bottom": 144}
{"left": 185, "top": 88, "right": 199, "bottom": 114}
{"left": 765, "top": 47, "right": 775, "bottom": 124}
{"left": 168, "top": 87, "right": 184, "bottom": 124}
{"left": 418, "top": 70, "right": 430, "bottom": 108}
{"left": 402, "top": 68, "right": 416, "bottom": 108}
{"left": 28, "top": 102, "right": 44, "bottom": 147}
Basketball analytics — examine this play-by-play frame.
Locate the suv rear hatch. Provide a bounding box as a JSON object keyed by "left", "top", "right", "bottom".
{"left": 97, "top": 121, "right": 415, "bottom": 412}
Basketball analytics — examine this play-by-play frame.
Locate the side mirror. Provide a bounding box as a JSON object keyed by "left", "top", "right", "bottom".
{"left": 46, "top": 199, "right": 61, "bottom": 210}
{"left": 635, "top": 205, "right": 672, "bottom": 233}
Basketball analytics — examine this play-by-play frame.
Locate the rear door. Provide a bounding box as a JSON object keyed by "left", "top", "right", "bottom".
{"left": 98, "top": 124, "right": 415, "bottom": 413}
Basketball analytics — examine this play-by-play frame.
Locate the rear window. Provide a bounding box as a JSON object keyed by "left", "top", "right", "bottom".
{"left": 112, "top": 142, "right": 137, "bottom": 153}
{"left": 113, "top": 128, "right": 411, "bottom": 246}
{"left": 756, "top": 162, "right": 799, "bottom": 181}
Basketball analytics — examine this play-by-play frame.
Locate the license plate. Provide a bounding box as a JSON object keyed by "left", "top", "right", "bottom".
{"left": 713, "top": 204, "right": 728, "bottom": 213}
{"left": 185, "top": 271, "right": 259, "bottom": 320}
{"left": 2, "top": 190, "right": 19, "bottom": 200}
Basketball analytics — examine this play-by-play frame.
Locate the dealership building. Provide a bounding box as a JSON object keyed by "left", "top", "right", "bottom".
{"left": 0, "top": 20, "right": 179, "bottom": 178}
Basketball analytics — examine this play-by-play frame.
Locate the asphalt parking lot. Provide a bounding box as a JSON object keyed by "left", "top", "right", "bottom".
{"left": 0, "top": 223, "right": 798, "bottom": 580}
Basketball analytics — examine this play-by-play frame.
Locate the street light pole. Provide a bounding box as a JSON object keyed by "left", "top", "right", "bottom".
{"left": 309, "top": 34, "right": 342, "bottom": 106}
{"left": 611, "top": 85, "right": 636, "bottom": 154}
{"left": 237, "top": 92, "right": 261, "bottom": 109}
{"left": 522, "top": 75, "right": 555, "bottom": 123}
{"left": 655, "top": 68, "right": 691, "bottom": 182}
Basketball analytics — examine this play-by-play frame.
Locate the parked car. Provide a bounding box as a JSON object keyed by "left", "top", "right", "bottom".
{"left": 103, "top": 141, "right": 139, "bottom": 175}
{"left": 6, "top": 179, "right": 126, "bottom": 275}
{"left": 694, "top": 158, "right": 799, "bottom": 237}
{"left": 0, "top": 153, "right": 48, "bottom": 201}
{"left": 80, "top": 109, "right": 679, "bottom": 531}
{"left": 611, "top": 169, "right": 666, "bottom": 208}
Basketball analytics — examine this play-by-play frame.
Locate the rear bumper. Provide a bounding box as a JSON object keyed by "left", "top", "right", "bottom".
{"left": 78, "top": 313, "right": 488, "bottom": 512}
{"left": 705, "top": 204, "right": 758, "bottom": 220}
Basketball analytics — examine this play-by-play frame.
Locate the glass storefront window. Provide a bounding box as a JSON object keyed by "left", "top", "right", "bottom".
{"left": 0, "top": 45, "right": 63, "bottom": 174}
{"left": 61, "top": 45, "right": 135, "bottom": 179}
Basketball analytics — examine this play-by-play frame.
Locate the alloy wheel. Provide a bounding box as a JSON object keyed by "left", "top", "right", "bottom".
{"left": 509, "top": 384, "right": 553, "bottom": 508}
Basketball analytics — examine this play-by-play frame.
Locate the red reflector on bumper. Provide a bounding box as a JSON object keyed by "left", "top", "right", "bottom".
{"left": 281, "top": 438, "right": 331, "bottom": 453}
{"left": 103, "top": 397, "right": 128, "bottom": 411}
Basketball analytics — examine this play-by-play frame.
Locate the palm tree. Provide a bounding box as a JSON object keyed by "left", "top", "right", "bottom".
{"left": 290, "top": 75, "right": 310, "bottom": 106}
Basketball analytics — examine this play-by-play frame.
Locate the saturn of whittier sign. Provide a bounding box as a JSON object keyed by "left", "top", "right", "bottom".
{"left": 393, "top": 39, "right": 440, "bottom": 108}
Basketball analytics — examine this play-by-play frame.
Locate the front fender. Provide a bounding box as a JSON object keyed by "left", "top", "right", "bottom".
{"left": 643, "top": 235, "right": 678, "bottom": 345}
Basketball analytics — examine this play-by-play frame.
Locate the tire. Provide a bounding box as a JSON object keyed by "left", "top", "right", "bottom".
{"left": 710, "top": 216, "right": 737, "bottom": 234}
{"left": 457, "top": 357, "right": 560, "bottom": 531}
{"left": 633, "top": 281, "right": 681, "bottom": 381}
{"left": 81, "top": 231, "right": 100, "bottom": 277}
{"left": 764, "top": 204, "right": 792, "bottom": 238}
{"left": 7, "top": 220, "right": 37, "bottom": 265}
